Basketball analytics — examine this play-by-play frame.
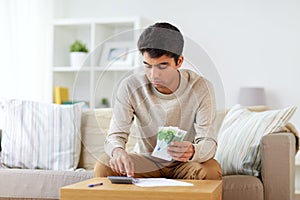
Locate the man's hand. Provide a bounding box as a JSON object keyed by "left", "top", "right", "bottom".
{"left": 167, "top": 141, "right": 195, "bottom": 162}
{"left": 109, "top": 148, "right": 134, "bottom": 177}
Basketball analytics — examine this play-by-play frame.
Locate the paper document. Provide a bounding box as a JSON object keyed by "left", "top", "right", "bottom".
{"left": 134, "top": 178, "right": 194, "bottom": 187}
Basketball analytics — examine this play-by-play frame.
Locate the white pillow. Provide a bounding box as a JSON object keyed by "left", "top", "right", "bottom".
{"left": 0, "top": 99, "right": 83, "bottom": 170}
{"left": 215, "top": 104, "right": 296, "bottom": 176}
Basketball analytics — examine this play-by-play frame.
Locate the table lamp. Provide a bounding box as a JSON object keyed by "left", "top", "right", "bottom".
{"left": 238, "top": 87, "right": 266, "bottom": 106}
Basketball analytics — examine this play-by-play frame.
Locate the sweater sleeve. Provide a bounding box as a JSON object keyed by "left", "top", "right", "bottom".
{"left": 190, "top": 79, "right": 218, "bottom": 163}
{"left": 104, "top": 79, "right": 135, "bottom": 157}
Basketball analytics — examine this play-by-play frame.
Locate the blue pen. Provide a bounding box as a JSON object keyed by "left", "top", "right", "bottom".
{"left": 88, "top": 182, "right": 103, "bottom": 187}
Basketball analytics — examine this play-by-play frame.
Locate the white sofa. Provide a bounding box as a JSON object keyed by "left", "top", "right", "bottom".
{"left": 0, "top": 108, "right": 297, "bottom": 200}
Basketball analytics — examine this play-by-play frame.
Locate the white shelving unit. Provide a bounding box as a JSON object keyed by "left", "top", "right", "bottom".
{"left": 51, "top": 16, "right": 151, "bottom": 108}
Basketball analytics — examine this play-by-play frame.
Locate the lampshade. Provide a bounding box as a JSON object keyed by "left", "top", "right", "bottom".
{"left": 238, "top": 87, "right": 266, "bottom": 106}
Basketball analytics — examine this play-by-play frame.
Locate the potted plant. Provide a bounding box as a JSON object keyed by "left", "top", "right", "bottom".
{"left": 69, "top": 40, "right": 89, "bottom": 67}
{"left": 99, "top": 98, "right": 109, "bottom": 108}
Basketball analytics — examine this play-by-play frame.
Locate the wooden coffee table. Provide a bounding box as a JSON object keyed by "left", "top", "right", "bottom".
{"left": 60, "top": 177, "right": 222, "bottom": 200}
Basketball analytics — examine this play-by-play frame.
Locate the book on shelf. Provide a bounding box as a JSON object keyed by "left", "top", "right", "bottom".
{"left": 53, "top": 86, "right": 69, "bottom": 104}
{"left": 62, "top": 101, "right": 89, "bottom": 109}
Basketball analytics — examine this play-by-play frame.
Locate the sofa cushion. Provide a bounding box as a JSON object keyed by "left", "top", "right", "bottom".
{"left": 0, "top": 168, "right": 93, "bottom": 199}
{"left": 1, "top": 99, "right": 83, "bottom": 170}
{"left": 78, "top": 109, "right": 109, "bottom": 170}
{"left": 78, "top": 108, "right": 137, "bottom": 170}
{"left": 93, "top": 108, "right": 137, "bottom": 152}
{"left": 215, "top": 104, "right": 296, "bottom": 176}
{"left": 223, "top": 175, "right": 263, "bottom": 200}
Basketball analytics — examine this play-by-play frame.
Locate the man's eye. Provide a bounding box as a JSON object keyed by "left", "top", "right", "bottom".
{"left": 144, "top": 64, "right": 152, "bottom": 68}
{"left": 158, "top": 65, "right": 168, "bottom": 70}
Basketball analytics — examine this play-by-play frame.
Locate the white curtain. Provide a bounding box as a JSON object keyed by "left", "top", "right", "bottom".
{"left": 0, "top": 0, "right": 53, "bottom": 102}
{"left": 0, "top": 0, "right": 53, "bottom": 128}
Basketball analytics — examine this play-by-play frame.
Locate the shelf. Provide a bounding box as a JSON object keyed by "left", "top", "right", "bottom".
{"left": 53, "top": 66, "right": 138, "bottom": 72}
{"left": 53, "top": 16, "right": 142, "bottom": 26}
{"left": 53, "top": 66, "right": 91, "bottom": 72}
{"left": 51, "top": 16, "right": 151, "bottom": 109}
{"left": 94, "top": 66, "right": 137, "bottom": 71}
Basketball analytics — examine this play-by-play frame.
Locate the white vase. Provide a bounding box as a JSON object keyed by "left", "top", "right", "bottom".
{"left": 70, "top": 52, "right": 87, "bottom": 67}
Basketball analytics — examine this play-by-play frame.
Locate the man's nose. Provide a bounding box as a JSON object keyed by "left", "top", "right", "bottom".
{"left": 150, "top": 66, "right": 159, "bottom": 79}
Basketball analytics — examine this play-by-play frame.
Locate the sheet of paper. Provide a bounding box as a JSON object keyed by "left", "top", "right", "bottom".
{"left": 134, "top": 178, "right": 194, "bottom": 187}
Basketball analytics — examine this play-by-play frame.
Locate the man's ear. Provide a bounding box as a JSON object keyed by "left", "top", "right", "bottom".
{"left": 176, "top": 55, "right": 184, "bottom": 68}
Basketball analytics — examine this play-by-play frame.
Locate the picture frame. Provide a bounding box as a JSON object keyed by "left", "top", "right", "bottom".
{"left": 99, "top": 41, "right": 134, "bottom": 68}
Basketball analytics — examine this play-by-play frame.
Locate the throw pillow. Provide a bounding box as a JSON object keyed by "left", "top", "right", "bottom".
{"left": 215, "top": 104, "right": 296, "bottom": 176}
{"left": 0, "top": 99, "right": 84, "bottom": 170}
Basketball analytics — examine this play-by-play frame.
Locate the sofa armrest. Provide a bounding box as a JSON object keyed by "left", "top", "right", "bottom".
{"left": 261, "top": 132, "right": 295, "bottom": 200}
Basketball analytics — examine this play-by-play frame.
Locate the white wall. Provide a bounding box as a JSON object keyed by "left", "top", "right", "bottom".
{"left": 54, "top": 0, "right": 300, "bottom": 128}
{"left": 1, "top": 1, "right": 299, "bottom": 129}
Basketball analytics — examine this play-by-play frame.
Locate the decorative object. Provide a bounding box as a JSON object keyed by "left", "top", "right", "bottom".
{"left": 1, "top": 99, "right": 84, "bottom": 170}
{"left": 99, "top": 98, "right": 109, "bottom": 108}
{"left": 214, "top": 104, "right": 296, "bottom": 176}
{"left": 238, "top": 87, "right": 266, "bottom": 106}
{"left": 69, "top": 40, "right": 88, "bottom": 67}
{"left": 53, "top": 86, "right": 69, "bottom": 104}
{"left": 99, "top": 41, "right": 134, "bottom": 68}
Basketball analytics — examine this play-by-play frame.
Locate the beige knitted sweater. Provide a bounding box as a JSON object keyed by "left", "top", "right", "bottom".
{"left": 105, "top": 69, "right": 218, "bottom": 163}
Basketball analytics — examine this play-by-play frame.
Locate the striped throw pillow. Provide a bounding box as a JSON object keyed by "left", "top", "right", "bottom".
{"left": 0, "top": 99, "right": 83, "bottom": 170}
{"left": 215, "top": 104, "right": 296, "bottom": 176}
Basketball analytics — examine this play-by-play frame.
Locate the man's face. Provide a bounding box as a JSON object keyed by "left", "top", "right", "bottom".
{"left": 143, "top": 52, "right": 183, "bottom": 94}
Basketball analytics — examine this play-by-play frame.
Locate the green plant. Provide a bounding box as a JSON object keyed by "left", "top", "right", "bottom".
{"left": 101, "top": 98, "right": 109, "bottom": 105}
{"left": 69, "top": 40, "right": 88, "bottom": 53}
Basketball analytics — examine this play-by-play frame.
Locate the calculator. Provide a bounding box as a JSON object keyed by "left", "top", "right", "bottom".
{"left": 107, "top": 176, "right": 138, "bottom": 184}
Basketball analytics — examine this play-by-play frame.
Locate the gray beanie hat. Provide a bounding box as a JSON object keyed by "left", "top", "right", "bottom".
{"left": 137, "top": 25, "right": 184, "bottom": 56}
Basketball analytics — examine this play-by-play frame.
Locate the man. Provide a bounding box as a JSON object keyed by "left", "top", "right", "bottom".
{"left": 94, "top": 22, "right": 222, "bottom": 180}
